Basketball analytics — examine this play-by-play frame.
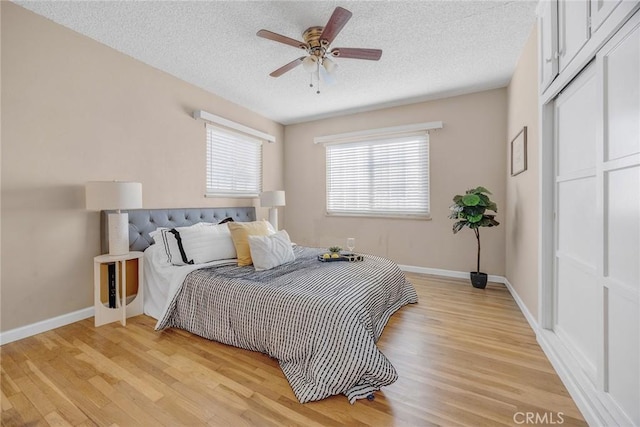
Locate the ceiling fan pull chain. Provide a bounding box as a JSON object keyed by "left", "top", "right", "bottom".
{"left": 309, "top": 73, "right": 313, "bottom": 88}
{"left": 316, "top": 60, "right": 321, "bottom": 94}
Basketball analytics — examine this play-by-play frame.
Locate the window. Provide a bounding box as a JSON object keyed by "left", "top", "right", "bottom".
{"left": 325, "top": 131, "right": 430, "bottom": 218}
{"left": 206, "top": 124, "right": 262, "bottom": 197}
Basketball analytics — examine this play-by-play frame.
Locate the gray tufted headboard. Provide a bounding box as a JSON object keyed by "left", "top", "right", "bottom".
{"left": 100, "top": 207, "right": 256, "bottom": 253}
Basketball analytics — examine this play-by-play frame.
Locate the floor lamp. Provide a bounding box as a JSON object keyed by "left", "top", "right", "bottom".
{"left": 86, "top": 181, "right": 142, "bottom": 255}
{"left": 260, "top": 190, "right": 285, "bottom": 231}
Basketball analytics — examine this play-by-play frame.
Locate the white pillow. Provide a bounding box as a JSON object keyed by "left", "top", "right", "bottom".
{"left": 149, "top": 227, "right": 168, "bottom": 244}
{"left": 265, "top": 221, "right": 277, "bottom": 235}
{"left": 177, "top": 223, "right": 236, "bottom": 264}
{"left": 158, "top": 228, "right": 189, "bottom": 265}
{"left": 247, "top": 230, "right": 295, "bottom": 271}
{"left": 149, "top": 221, "right": 216, "bottom": 245}
{"left": 153, "top": 222, "right": 231, "bottom": 265}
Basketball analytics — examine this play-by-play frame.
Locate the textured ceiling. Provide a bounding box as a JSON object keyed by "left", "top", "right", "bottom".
{"left": 15, "top": 1, "right": 537, "bottom": 125}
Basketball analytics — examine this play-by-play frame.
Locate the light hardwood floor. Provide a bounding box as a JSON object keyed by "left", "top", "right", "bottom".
{"left": 1, "top": 273, "right": 586, "bottom": 426}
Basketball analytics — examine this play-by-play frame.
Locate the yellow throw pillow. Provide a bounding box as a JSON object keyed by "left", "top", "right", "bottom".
{"left": 228, "top": 220, "right": 272, "bottom": 266}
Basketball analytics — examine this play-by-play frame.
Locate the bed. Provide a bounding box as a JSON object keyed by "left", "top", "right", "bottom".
{"left": 102, "top": 207, "right": 418, "bottom": 403}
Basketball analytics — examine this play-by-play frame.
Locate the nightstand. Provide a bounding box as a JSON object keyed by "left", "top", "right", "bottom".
{"left": 93, "top": 251, "right": 144, "bottom": 327}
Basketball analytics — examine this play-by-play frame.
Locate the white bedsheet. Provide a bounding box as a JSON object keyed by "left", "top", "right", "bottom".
{"left": 142, "top": 243, "right": 235, "bottom": 325}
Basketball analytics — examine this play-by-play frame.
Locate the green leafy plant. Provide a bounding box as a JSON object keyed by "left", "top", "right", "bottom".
{"left": 449, "top": 186, "right": 500, "bottom": 273}
{"left": 328, "top": 246, "right": 342, "bottom": 253}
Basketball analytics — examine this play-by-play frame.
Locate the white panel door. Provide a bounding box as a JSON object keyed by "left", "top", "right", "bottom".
{"left": 554, "top": 63, "right": 600, "bottom": 385}
{"left": 591, "top": 0, "right": 622, "bottom": 32}
{"left": 604, "top": 20, "right": 640, "bottom": 162}
{"left": 599, "top": 14, "right": 640, "bottom": 425}
{"left": 541, "top": 6, "right": 640, "bottom": 426}
{"left": 558, "top": 0, "right": 591, "bottom": 72}
{"left": 605, "top": 167, "right": 639, "bottom": 425}
{"left": 540, "top": 0, "right": 560, "bottom": 91}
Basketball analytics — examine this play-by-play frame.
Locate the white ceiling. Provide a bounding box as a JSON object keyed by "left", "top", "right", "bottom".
{"left": 16, "top": 1, "right": 537, "bottom": 125}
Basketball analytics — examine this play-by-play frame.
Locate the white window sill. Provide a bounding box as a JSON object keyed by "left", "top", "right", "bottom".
{"left": 205, "top": 193, "right": 259, "bottom": 199}
{"left": 325, "top": 212, "right": 432, "bottom": 221}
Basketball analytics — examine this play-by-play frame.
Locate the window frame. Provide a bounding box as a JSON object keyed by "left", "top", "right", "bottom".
{"left": 324, "top": 129, "right": 432, "bottom": 220}
{"left": 205, "top": 123, "right": 263, "bottom": 198}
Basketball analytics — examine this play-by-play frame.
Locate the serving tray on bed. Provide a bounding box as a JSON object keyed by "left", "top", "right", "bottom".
{"left": 317, "top": 253, "right": 364, "bottom": 262}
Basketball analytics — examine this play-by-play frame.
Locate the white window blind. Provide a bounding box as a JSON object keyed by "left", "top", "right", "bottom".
{"left": 326, "top": 132, "right": 430, "bottom": 218}
{"left": 206, "top": 124, "right": 262, "bottom": 197}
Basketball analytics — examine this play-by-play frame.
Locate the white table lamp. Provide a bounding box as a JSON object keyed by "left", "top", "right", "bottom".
{"left": 86, "top": 181, "right": 142, "bottom": 255}
{"left": 260, "top": 190, "right": 285, "bottom": 230}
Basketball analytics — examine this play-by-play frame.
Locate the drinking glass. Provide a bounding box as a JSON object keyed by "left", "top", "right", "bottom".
{"left": 347, "top": 237, "right": 356, "bottom": 253}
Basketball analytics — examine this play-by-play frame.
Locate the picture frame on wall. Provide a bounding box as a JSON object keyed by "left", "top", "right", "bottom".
{"left": 510, "top": 126, "right": 527, "bottom": 176}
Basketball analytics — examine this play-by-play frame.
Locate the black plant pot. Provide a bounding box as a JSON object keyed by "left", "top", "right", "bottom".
{"left": 470, "top": 272, "right": 488, "bottom": 289}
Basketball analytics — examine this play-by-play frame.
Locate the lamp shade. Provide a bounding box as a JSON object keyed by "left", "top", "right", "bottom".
{"left": 86, "top": 181, "right": 142, "bottom": 211}
{"left": 260, "top": 190, "right": 286, "bottom": 207}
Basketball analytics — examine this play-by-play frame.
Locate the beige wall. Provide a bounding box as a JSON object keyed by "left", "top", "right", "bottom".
{"left": 506, "top": 26, "right": 539, "bottom": 320}
{"left": 284, "top": 89, "right": 507, "bottom": 274}
{"left": 1, "top": 2, "right": 537, "bottom": 333}
{"left": 0, "top": 3, "right": 284, "bottom": 332}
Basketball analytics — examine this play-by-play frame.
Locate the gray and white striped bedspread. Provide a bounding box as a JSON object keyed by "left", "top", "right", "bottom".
{"left": 156, "top": 246, "right": 418, "bottom": 403}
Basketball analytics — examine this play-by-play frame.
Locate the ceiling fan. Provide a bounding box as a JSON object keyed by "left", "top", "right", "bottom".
{"left": 257, "top": 7, "right": 382, "bottom": 93}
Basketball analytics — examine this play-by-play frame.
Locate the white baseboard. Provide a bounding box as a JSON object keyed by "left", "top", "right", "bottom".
{"left": 501, "top": 277, "right": 539, "bottom": 333}
{"left": 536, "top": 329, "right": 628, "bottom": 426}
{"left": 0, "top": 306, "right": 94, "bottom": 345}
{"left": 398, "top": 264, "right": 505, "bottom": 284}
{"left": 537, "top": 317, "right": 635, "bottom": 425}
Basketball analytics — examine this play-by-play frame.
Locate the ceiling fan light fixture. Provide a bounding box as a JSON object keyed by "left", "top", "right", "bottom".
{"left": 302, "top": 55, "right": 318, "bottom": 73}
{"left": 322, "top": 57, "right": 337, "bottom": 74}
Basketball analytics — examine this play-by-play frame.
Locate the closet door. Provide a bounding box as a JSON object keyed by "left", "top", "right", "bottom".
{"left": 553, "top": 63, "right": 600, "bottom": 386}
{"left": 540, "top": 0, "right": 559, "bottom": 91}
{"left": 591, "top": 0, "right": 621, "bottom": 32}
{"left": 598, "top": 13, "right": 640, "bottom": 425}
{"left": 558, "top": 0, "right": 591, "bottom": 72}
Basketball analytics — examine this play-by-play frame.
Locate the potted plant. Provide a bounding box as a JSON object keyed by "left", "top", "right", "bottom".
{"left": 449, "top": 186, "right": 500, "bottom": 289}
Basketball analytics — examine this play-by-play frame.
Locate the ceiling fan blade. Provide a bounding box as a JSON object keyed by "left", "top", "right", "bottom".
{"left": 257, "top": 29, "right": 308, "bottom": 50}
{"left": 331, "top": 48, "right": 383, "bottom": 61}
{"left": 319, "top": 7, "right": 352, "bottom": 45}
{"left": 269, "top": 57, "right": 306, "bottom": 77}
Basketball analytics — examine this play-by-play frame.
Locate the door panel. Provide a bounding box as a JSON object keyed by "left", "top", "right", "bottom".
{"left": 556, "top": 68, "right": 597, "bottom": 176}
{"left": 607, "top": 288, "right": 640, "bottom": 425}
{"left": 606, "top": 167, "right": 640, "bottom": 285}
{"left": 559, "top": 0, "right": 591, "bottom": 72}
{"left": 557, "top": 178, "right": 598, "bottom": 266}
{"left": 591, "top": 0, "right": 622, "bottom": 32}
{"left": 556, "top": 259, "right": 599, "bottom": 382}
{"left": 554, "top": 64, "right": 600, "bottom": 386}
{"left": 540, "top": 0, "right": 560, "bottom": 90}
{"left": 605, "top": 20, "right": 640, "bottom": 161}
{"left": 599, "top": 12, "right": 640, "bottom": 425}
